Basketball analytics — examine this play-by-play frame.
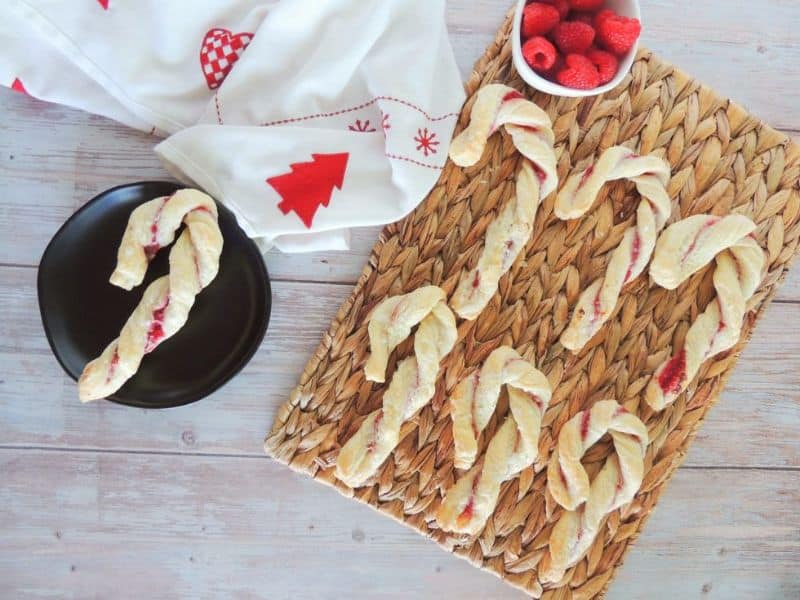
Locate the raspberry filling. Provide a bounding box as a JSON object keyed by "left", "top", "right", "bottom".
{"left": 471, "top": 270, "right": 481, "bottom": 289}
{"left": 579, "top": 410, "right": 591, "bottom": 441}
{"left": 366, "top": 410, "right": 383, "bottom": 454}
{"left": 682, "top": 217, "right": 721, "bottom": 262}
{"left": 144, "top": 197, "right": 169, "bottom": 260}
{"left": 456, "top": 471, "right": 482, "bottom": 528}
{"left": 623, "top": 231, "right": 642, "bottom": 283}
{"left": 658, "top": 347, "right": 687, "bottom": 395}
{"left": 104, "top": 348, "right": 120, "bottom": 384}
{"left": 705, "top": 300, "right": 727, "bottom": 358}
{"left": 559, "top": 464, "right": 569, "bottom": 489}
{"left": 501, "top": 239, "right": 516, "bottom": 268}
{"left": 578, "top": 164, "right": 595, "bottom": 189}
{"left": 530, "top": 161, "right": 548, "bottom": 184}
{"left": 144, "top": 296, "right": 170, "bottom": 353}
{"left": 527, "top": 391, "right": 543, "bottom": 412}
{"left": 470, "top": 372, "right": 481, "bottom": 440}
{"left": 502, "top": 90, "right": 524, "bottom": 102}
{"left": 590, "top": 287, "right": 603, "bottom": 325}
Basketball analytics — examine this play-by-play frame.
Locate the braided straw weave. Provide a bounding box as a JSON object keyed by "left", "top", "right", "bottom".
{"left": 265, "top": 8, "right": 800, "bottom": 598}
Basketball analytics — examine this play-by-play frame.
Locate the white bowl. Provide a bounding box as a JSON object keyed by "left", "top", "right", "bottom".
{"left": 511, "top": 0, "right": 641, "bottom": 97}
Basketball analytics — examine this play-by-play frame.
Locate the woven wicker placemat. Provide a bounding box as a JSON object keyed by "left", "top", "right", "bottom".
{"left": 265, "top": 9, "right": 800, "bottom": 599}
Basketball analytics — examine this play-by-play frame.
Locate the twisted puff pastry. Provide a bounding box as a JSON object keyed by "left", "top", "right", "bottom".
{"left": 448, "top": 84, "right": 558, "bottom": 320}
{"left": 437, "top": 347, "right": 551, "bottom": 535}
{"left": 110, "top": 189, "right": 218, "bottom": 291}
{"left": 645, "top": 214, "right": 765, "bottom": 410}
{"left": 336, "top": 286, "right": 457, "bottom": 488}
{"left": 540, "top": 400, "right": 648, "bottom": 583}
{"left": 78, "top": 191, "right": 222, "bottom": 402}
{"left": 556, "top": 147, "right": 672, "bottom": 351}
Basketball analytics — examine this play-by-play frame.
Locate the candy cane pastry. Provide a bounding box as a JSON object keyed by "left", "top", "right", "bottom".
{"left": 448, "top": 84, "right": 558, "bottom": 320}
{"left": 78, "top": 193, "right": 223, "bottom": 402}
{"left": 110, "top": 189, "right": 218, "bottom": 291}
{"left": 437, "top": 347, "right": 551, "bottom": 535}
{"left": 645, "top": 214, "right": 765, "bottom": 410}
{"left": 336, "top": 286, "right": 457, "bottom": 488}
{"left": 557, "top": 147, "right": 672, "bottom": 351}
{"left": 540, "top": 400, "right": 648, "bottom": 584}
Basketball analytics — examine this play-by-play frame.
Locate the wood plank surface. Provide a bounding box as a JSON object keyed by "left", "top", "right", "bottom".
{"left": 0, "top": 0, "right": 798, "bottom": 598}
{"left": 1, "top": 450, "right": 798, "bottom": 600}
{"left": 1, "top": 264, "right": 799, "bottom": 469}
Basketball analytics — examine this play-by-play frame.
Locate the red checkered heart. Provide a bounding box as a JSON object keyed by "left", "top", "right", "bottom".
{"left": 200, "top": 28, "right": 254, "bottom": 90}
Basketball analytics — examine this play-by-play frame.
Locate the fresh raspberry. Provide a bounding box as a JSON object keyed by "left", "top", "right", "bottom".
{"left": 594, "top": 8, "right": 615, "bottom": 27}
{"left": 556, "top": 53, "right": 600, "bottom": 89}
{"left": 552, "top": 21, "right": 595, "bottom": 55}
{"left": 585, "top": 47, "right": 619, "bottom": 84}
{"left": 522, "top": 36, "right": 558, "bottom": 72}
{"left": 540, "top": 0, "right": 570, "bottom": 19}
{"left": 543, "top": 53, "right": 566, "bottom": 81}
{"left": 596, "top": 12, "right": 642, "bottom": 56}
{"left": 568, "top": 0, "right": 604, "bottom": 9}
{"left": 570, "top": 11, "right": 595, "bottom": 25}
{"left": 521, "top": 3, "right": 561, "bottom": 38}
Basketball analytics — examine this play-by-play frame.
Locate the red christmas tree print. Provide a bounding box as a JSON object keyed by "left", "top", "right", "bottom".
{"left": 11, "top": 78, "right": 27, "bottom": 95}
{"left": 267, "top": 153, "right": 349, "bottom": 228}
{"left": 97, "top": 0, "right": 109, "bottom": 8}
{"left": 348, "top": 119, "right": 376, "bottom": 133}
{"left": 414, "top": 128, "right": 439, "bottom": 156}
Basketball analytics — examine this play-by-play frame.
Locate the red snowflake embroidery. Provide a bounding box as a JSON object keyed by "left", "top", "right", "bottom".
{"left": 381, "top": 113, "right": 391, "bottom": 133}
{"left": 414, "top": 128, "right": 439, "bottom": 157}
{"left": 348, "top": 119, "right": 376, "bottom": 133}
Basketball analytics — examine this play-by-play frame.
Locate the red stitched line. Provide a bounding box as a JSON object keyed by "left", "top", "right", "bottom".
{"left": 385, "top": 153, "right": 443, "bottom": 170}
{"left": 213, "top": 93, "right": 445, "bottom": 170}
{"left": 214, "top": 94, "right": 223, "bottom": 125}
{"left": 260, "top": 96, "right": 458, "bottom": 127}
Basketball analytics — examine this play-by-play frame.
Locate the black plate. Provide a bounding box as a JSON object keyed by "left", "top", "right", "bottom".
{"left": 38, "top": 181, "right": 271, "bottom": 408}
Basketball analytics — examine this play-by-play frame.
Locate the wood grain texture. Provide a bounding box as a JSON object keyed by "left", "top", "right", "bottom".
{"left": 2, "top": 265, "right": 799, "bottom": 469}
{"left": 0, "top": 0, "right": 799, "bottom": 598}
{"left": 1, "top": 450, "right": 798, "bottom": 600}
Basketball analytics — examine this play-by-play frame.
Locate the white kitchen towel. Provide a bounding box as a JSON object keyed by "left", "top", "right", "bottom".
{"left": 1, "top": 0, "right": 465, "bottom": 252}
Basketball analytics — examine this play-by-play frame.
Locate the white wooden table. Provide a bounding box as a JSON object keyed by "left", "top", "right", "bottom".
{"left": 1, "top": 2, "right": 798, "bottom": 598}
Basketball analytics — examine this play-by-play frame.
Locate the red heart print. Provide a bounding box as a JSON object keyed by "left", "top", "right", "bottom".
{"left": 200, "top": 28, "right": 254, "bottom": 90}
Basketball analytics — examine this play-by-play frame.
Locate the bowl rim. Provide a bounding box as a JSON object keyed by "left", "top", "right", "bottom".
{"left": 512, "top": 0, "right": 642, "bottom": 98}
